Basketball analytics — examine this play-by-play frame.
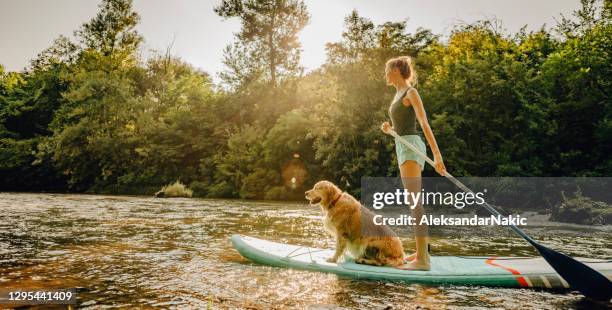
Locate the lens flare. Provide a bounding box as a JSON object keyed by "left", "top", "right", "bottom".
{"left": 281, "top": 158, "right": 308, "bottom": 190}
{"left": 290, "top": 177, "right": 297, "bottom": 189}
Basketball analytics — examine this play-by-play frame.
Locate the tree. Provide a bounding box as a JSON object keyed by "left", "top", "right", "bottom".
{"left": 30, "top": 35, "right": 79, "bottom": 72}
{"left": 325, "top": 10, "right": 376, "bottom": 64}
{"left": 75, "top": 0, "right": 142, "bottom": 56}
{"left": 215, "top": 0, "right": 310, "bottom": 87}
{"left": 326, "top": 10, "right": 437, "bottom": 65}
{"left": 212, "top": 125, "right": 270, "bottom": 197}
{"left": 541, "top": 0, "right": 612, "bottom": 175}
{"left": 555, "top": 0, "right": 609, "bottom": 38}
{"left": 422, "top": 21, "right": 560, "bottom": 176}
{"left": 43, "top": 0, "right": 143, "bottom": 190}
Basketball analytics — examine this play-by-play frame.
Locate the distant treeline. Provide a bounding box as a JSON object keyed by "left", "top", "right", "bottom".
{"left": 0, "top": 0, "right": 610, "bottom": 200}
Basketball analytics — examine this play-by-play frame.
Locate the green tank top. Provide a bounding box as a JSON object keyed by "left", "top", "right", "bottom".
{"left": 388, "top": 88, "right": 417, "bottom": 135}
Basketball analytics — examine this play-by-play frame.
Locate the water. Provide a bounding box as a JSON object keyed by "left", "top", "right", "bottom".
{"left": 0, "top": 193, "right": 610, "bottom": 309}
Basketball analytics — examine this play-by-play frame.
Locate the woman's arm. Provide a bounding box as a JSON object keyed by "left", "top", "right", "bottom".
{"left": 403, "top": 88, "right": 447, "bottom": 175}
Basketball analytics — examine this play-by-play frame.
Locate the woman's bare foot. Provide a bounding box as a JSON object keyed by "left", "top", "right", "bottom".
{"left": 398, "top": 255, "right": 430, "bottom": 271}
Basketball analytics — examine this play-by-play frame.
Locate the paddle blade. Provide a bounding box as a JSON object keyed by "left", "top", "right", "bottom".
{"left": 533, "top": 243, "right": 612, "bottom": 300}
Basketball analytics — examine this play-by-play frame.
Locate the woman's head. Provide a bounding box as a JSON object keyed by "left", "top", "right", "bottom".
{"left": 385, "top": 56, "right": 417, "bottom": 87}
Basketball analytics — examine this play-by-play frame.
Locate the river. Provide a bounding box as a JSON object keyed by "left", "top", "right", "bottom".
{"left": 0, "top": 193, "right": 610, "bottom": 309}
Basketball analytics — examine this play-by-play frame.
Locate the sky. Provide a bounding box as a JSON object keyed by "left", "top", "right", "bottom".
{"left": 0, "top": 0, "right": 581, "bottom": 80}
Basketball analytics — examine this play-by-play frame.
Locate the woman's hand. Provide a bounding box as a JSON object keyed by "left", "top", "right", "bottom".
{"left": 433, "top": 153, "right": 447, "bottom": 176}
{"left": 381, "top": 121, "right": 393, "bottom": 135}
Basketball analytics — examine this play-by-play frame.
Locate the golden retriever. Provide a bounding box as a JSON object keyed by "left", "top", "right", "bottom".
{"left": 305, "top": 180, "right": 405, "bottom": 266}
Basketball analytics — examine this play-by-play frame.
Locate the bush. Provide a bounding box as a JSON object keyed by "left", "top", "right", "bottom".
{"left": 189, "top": 180, "right": 208, "bottom": 197}
{"left": 156, "top": 180, "right": 193, "bottom": 198}
{"left": 206, "top": 180, "right": 235, "bottom": 198}
{"left": 239, "top": 168, "right": 279, "bottom": 199}
{"left": 264, "top": 186, "right": 289, "bottom": 200}
{"left": 550, "top": 191, "right": 611, "bottom": 225}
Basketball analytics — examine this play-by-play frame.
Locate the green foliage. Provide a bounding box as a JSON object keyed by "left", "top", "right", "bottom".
{"left": 240, "top": 168, "right": 280, "bottom": 199}
{"left": 423, "top": 22, "right": 557, "bottom": 176}
{"left": 550, "top": 190, "right": 612, "bottom": 225}
{"left": 1, "top": 0, "right": 610, "bottom": 199}
{"left": 75, "top": 0, "right": 142, "bottom": 56}
{"left": 215, "top": 0, "right": 310, "bottom": 87}
{"left": 212, "top": 125, "right": 268, "bottom": 197}
{"left": 310, "top": 12, "right": 439, "bottom": 196}
{"left": 540, "top": 13, "right": 612, "bottom": 175}
{"left": 189, "top": 180, "right": 208, "bottom": 197}
{"left": 157, "top": 180, "right": 193, "bottom": 198}
{"left": 263, "top": 109, "right": 314, "bottom": 165}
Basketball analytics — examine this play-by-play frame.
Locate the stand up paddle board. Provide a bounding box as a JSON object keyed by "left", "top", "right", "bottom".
{"left": 231, "top": 234, "right": 612, "bottom": 289}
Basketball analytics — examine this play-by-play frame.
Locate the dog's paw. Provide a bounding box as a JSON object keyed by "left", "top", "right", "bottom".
{"left": 355, "top": 258, "right": 366, "bottom": 264}
{"left": 326, "top": 257, "right": 338, "bottom": 263}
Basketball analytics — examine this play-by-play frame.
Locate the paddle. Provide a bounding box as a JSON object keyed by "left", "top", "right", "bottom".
{"left": 388, "top": 129, "right": 612, "bottom": 300}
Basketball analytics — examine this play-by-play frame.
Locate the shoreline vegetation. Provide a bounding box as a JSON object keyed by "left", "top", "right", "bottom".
{"left": 155, "top": 180, "right": 193, "bottom": 198}
{"left": 1, "top": 0, "right": 611, "bottom": 219}
{"left": 471, "top": 191, "right": 612, "bottom": 226}
{"left": 550, "top": 191, "right": 612, "bottom": 225}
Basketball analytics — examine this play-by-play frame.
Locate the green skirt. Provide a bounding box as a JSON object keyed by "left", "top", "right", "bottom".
{"left": 395, "top": 134, "right": 426, "bottom": 171}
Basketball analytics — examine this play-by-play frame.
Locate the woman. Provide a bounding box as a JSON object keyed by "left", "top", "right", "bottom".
{"left": 380, "top": 56, "right": 446, "bottom": 270}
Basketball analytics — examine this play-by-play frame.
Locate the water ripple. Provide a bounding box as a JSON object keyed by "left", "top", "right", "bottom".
{"left": 0, "top": 193, "right": 609, "bottom": 309}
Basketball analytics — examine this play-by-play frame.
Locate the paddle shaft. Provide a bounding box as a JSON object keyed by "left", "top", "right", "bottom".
{"left": 388, "top": 130, "right": 612, "bottom": 300}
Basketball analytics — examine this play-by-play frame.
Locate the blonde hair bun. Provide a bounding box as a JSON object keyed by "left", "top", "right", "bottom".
{"left": 386, "top": 56, "right": 417, "bottom": 86}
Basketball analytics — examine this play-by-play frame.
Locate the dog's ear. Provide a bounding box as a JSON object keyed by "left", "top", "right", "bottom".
{"left": 324, "top": 182, "right": 339, "bottom": 202}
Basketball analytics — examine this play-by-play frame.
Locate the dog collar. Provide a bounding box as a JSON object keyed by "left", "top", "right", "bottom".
{"left": 329, "top": 192, "right": 343, "bottom": 208}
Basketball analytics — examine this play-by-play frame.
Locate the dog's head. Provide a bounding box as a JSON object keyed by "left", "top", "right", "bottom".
{"left": 305, "top": 180, "right": 341, "bottom": 209}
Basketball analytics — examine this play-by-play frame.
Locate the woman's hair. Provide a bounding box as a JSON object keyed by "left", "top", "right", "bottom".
{"left": 386, "top": 56, "right": 417, "bottom": 86}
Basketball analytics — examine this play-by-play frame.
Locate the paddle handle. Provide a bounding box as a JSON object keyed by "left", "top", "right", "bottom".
{"left": 387, "top": 130, "right": 533, "bottom": 241}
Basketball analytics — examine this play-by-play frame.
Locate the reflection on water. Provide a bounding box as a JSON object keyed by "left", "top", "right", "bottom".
{"left": 0, "top": 193, "right": 610, "bottom": 309}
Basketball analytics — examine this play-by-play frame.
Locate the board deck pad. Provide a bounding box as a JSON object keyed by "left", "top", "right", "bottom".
{"left": 231, "top": 234, "right": 612, "bottom": 289}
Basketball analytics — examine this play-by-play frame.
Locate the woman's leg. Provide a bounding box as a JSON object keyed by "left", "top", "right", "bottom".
{"left": 397, "top": 160, "right": 430, "bottom": 270}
